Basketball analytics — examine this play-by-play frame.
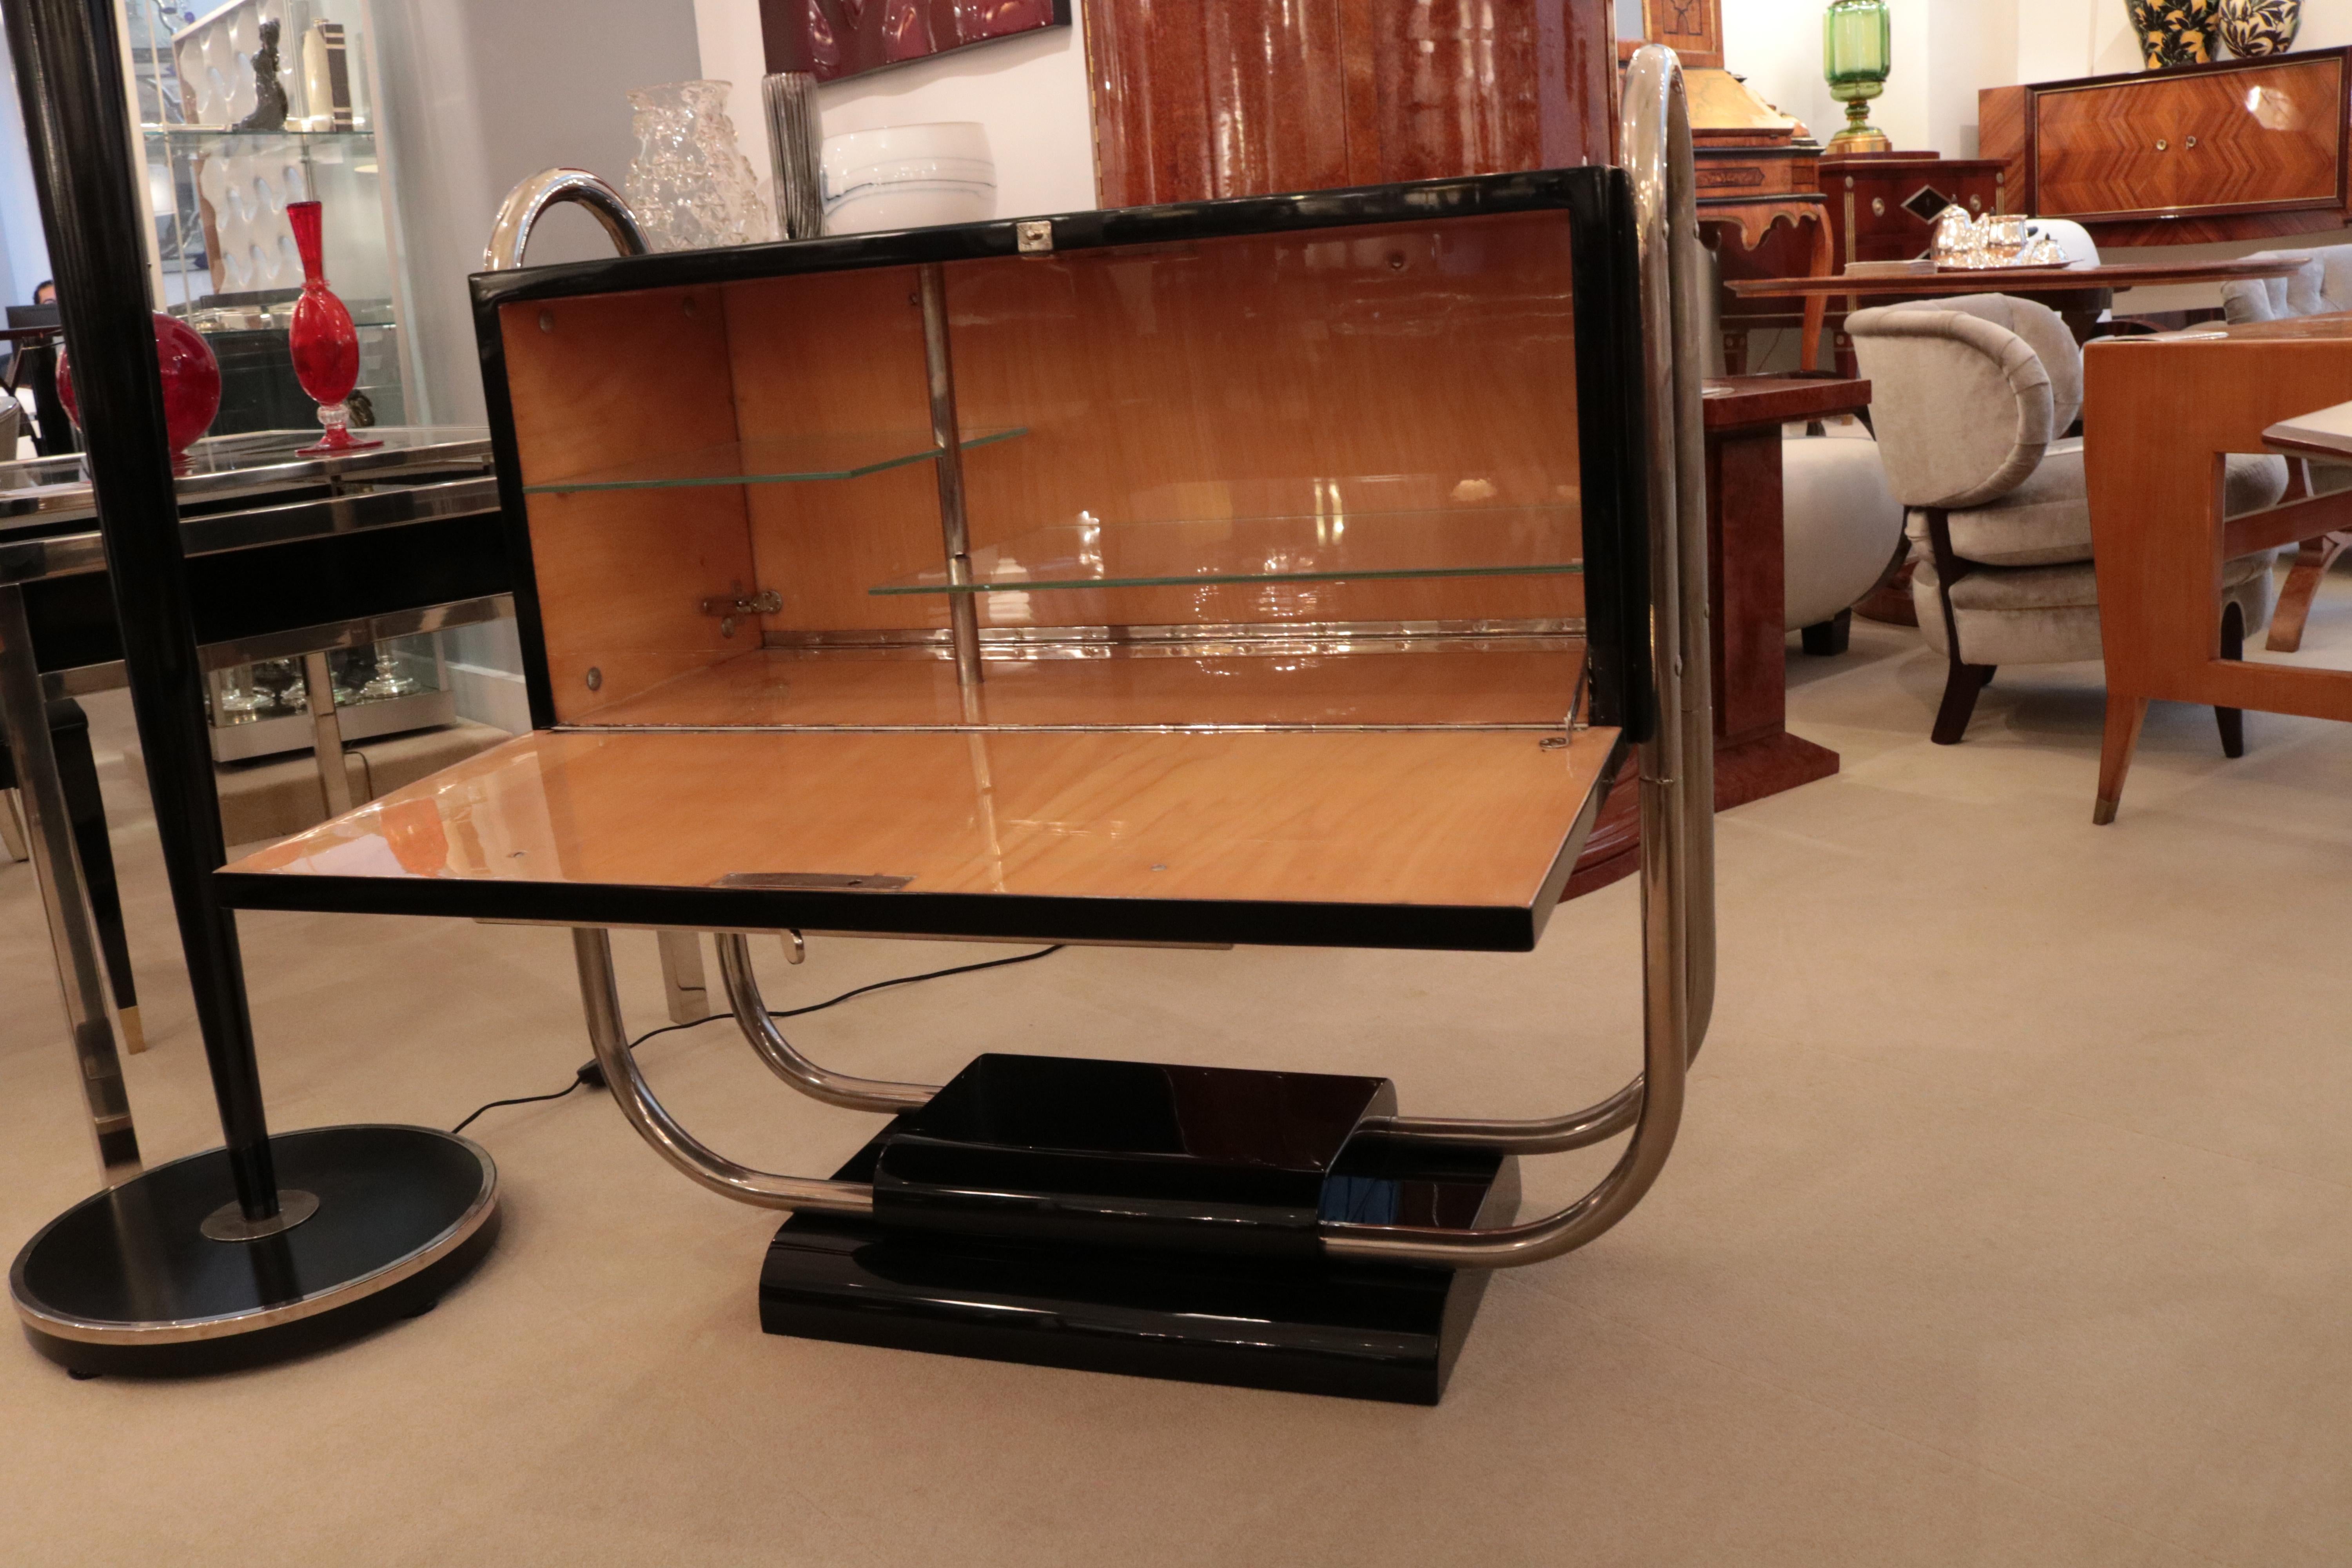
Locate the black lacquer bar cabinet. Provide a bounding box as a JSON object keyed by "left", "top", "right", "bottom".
{"left": 216, "top": 51, "right": 1711, "bottom": 1401}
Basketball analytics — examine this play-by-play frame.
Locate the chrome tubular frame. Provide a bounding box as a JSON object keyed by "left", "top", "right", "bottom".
{"left": 571, "top": 928, "right": 874, "bottom": 1215}
{"left": 1320, "top": 44, "right": 1715, "bottom": 1268}
{"left": 483, "top": 169, "right": 649, "bottom": 272}
{"left": 712, "top": 933, "right": 939, "bottom": 1112}
{"left": 559, "top": 67, "right": 1714, "bottom": 1265}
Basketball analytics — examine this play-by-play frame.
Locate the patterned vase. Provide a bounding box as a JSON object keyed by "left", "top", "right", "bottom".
{"left": 2218, "top": 0, "right": 2301, "bottom": 55}
{"left": 624, "top": 80, "right": 775, "bottom": 252}
{"left": 2126, "top": 0, "right": 2218, "bottom": 68}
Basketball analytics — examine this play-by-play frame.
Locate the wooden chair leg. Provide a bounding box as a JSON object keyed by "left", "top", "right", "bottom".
{"left": 2094, "top": 695, "right": 2150, "bottom": 825}
{"left": 2263, "top": 531, "right": 2348, "bottom": 653}
{"left": 2216, "top": 599, "right": 2246, "bottom": 759}
{"left": 1931, "top": 658, "right": 1994, "bottom": 745}
{"left": 1799, "top": 607, "right": 1852, "bottom": 656}
{"left": 1920, "top": 509, "right": 1991, "bottom": 745}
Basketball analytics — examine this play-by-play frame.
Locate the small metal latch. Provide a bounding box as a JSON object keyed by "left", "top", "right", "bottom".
{"left": 701, "top": 588, "right": 781, "bottom": 638}
{"left": 1015, "top": 220, "right": 1054, "bottom": 254}
{"left": 702, "top": 589, "right": 782, "bottom": 616}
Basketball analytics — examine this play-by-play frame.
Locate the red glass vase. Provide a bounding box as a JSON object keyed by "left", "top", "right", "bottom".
{"left": 55, "top": 312, "right": 223, "bottom": 468}
{"left": 287, "top": 199, "right": 380, "bottom": 454}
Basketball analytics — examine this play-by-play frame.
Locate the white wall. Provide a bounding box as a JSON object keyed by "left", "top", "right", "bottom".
{"left": 1726, "top": 0, "right": 2014, "bottom": 159}
{"left": 369, "top": 0, "right": 704, "bottom": 425}
{"left": 692, "top": 0, "right": 1096, "bottom": 221}
{"left": 0, "top": 22, "right": 51, "bottom": 307}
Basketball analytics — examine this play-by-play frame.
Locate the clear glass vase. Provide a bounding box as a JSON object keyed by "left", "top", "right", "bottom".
{"left": 624, "top": 80, "right": 775, "bottom": 252}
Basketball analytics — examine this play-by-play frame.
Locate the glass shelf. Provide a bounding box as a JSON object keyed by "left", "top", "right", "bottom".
{"left": 869, "top": 507, "right": 1583, "bottom": 595}
{"left": 141, "top": 124, "right": 376, "bottom": 145}
{"left": 524, "top": 428, "right": 1028, "bottom": 495}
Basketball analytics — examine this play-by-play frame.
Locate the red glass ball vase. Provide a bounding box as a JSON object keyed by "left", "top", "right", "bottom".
{"left": 287, "top": 199, "right": 380, "bottom": 454}
{"left": 56, "top": 311, "right": 223, "bottom": 466}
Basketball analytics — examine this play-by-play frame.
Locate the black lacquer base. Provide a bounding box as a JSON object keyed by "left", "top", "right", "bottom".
{"left": 10, "top": 1125, "right": 497, "bottom": 1377}
{"left": 763, "top": 1132, "right": 1518, "bottom": 1404}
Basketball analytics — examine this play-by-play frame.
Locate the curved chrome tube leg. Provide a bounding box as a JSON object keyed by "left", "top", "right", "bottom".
{"left": 571, "top": 928, "right": 873, "bottom": 1214}
{"left": 1361, "top": 1078, "right": 1645, "bottom": 1154}
{"left": 1321, "top": 44, "right": 1713, "bottom": 1270}
{"left": 484, "top": 169, "right": 648, "bottom": 271}
{"left": 712, "top": 933, "right": 938, "bottom": 1113}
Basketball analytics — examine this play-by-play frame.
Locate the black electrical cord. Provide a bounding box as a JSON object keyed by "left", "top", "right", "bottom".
{"left": 450, "top": 943, "right": 1064, "bottom": 1136}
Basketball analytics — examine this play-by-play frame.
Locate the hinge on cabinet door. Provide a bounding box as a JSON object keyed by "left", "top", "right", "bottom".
{"left": 701, "top": 587, "right": 782, "bottom": 639}
{"left": 1015, "top": 220, "right": 1054, "bottom": 254}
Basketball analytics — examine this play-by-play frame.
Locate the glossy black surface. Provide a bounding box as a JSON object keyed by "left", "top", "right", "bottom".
{"left": 11, "top": 1125, "right": 497, "bottom": 1377}
{"left": 764, "top": 1132, "right": 1518, "bottom": 1404}
{"left": 19, "top": 511, "right": 508, "bottom": 673}
{"left": 214, "top": 863, "right": 1597, "bottom": 953}
{"left": 873, "top": 1053, "right": 1397, "bottom": 1256}
{"left": 468, "top": 167, "right": 1651, "bottom": 739}
{"left": 4, "top": 0, "right": 277, "bottom": 1216}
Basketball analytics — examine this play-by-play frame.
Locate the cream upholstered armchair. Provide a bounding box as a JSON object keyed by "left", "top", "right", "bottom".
{"left": 2221, "top": 249, "right": 2351, "bottom": 653}
{"left": 1849, "top": 294, "right": 2284, "bottom": 747}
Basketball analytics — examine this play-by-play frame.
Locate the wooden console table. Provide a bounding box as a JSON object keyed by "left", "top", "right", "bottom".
{"left": 1570, "top": 373, "right": 1863, "bottom": 895}
{"left": 2083, "top": 315, "right": 2352, "bottom": 822}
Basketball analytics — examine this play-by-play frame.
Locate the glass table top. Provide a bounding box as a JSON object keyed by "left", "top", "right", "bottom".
{"left": 0, "top": 426, "right": 493, "bottom": 527}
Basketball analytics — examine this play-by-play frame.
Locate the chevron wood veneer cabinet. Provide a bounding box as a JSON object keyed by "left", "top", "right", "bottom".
{"left": 1981, "top": 49, "right": 2351, "bottom": 247}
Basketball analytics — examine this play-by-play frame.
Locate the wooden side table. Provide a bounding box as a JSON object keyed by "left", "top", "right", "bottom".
{"left": 1569, "top": 373, "right": 1864, "bottom": 895}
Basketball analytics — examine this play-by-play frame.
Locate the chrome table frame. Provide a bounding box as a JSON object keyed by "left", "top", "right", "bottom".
{"left": 549, "top": 45, "right": 1715, "bottom": 1376}
{"left": 0, "top": 448, "right": 500, "bottom": 1165}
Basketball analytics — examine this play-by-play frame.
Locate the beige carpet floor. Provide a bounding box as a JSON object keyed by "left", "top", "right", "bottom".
{"left": 3, "top": 583, "right": 2349, "bottom": 1566}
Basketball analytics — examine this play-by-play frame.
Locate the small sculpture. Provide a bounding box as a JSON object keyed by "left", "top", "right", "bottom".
{"left": 232, "top": 20, "right": 290, "bottom": 132}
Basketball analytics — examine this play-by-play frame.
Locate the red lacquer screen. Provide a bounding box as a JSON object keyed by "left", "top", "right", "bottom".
{"left": 763, "top": 0, "right": 1069, "bottom": 82}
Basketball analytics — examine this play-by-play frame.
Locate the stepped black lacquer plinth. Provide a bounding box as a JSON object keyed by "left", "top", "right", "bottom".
{"left": 759, "top": 1055, "right": 1518, "bottom": 1403}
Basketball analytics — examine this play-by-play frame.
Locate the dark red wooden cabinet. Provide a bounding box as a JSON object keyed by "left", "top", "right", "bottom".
{"left": 1820, "top": 152, "right": 2007, "bottom": 267}
{"left": 1083, "top": 0, "right": 1618, "bottom": 206}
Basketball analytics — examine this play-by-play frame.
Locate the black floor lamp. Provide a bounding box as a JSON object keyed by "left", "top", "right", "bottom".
{"left": 2, "top": 0, "right": 496, "bottom": 1376}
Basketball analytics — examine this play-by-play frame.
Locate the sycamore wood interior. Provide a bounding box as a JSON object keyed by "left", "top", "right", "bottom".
{"left": 227, "top": 208, "right": 1618, "bottom": 935}
{"left": 499, "top": 211, "right": 1587, "bottom": 725}
{"left": 222, "top": 725, "right": 1619, "bottom": 920}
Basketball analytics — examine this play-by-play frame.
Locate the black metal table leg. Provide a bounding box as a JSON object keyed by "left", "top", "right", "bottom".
{"left": 2, "top": 0, "right": 495, "bottom": 1376}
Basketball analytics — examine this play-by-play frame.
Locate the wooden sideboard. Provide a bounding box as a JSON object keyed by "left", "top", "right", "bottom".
{"left": 1982, "top": 49, "right": 2352, "bottom": 245}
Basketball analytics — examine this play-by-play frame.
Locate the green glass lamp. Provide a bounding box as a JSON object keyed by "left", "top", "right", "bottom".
{"left": 1823, "top": 0, "right": 1893, "bottom": 153}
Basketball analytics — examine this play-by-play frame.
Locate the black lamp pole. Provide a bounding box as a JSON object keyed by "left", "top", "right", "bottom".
{"left": 4, "top": 0, "right": 279, "bottom": 1221}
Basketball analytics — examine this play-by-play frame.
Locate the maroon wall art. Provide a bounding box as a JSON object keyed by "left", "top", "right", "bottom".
{"left": 763, "top": 0, "right": 1071, "bottom": 82}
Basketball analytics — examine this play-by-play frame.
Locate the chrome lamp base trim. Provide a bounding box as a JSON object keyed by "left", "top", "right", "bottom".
{"left": 10, "top": 1125, "right": 498, "bottom": 1378}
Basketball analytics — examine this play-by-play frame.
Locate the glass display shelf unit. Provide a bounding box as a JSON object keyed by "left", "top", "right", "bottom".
{"left": 207, "top": 630, "right": 454, "bottom": 763}
{"left": 523, "top": 428, "right": 1028, "bottom": 494}
{"left": 869, "top": 507, "right": 1583, "bottom": 595}
{"left": 141, "top": 124, "right": 376, "bottom": 147}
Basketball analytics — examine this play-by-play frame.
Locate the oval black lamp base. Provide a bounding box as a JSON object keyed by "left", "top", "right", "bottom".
{"left": 9, "top": 1125, "right": 497, "bottom": 1378}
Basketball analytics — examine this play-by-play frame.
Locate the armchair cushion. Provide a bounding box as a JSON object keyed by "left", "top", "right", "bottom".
{"left": 2216, "top": 246, "right": 2352, "bottom": 323}
{"left": 1902, "top": 449, "right": 2289, "bottom": 569}
{"left": 1918, "top": 294, "right": 2083, "bottom": 435}
{"left": 1849, "top": 303, "right": 2054, "bottom": 510}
